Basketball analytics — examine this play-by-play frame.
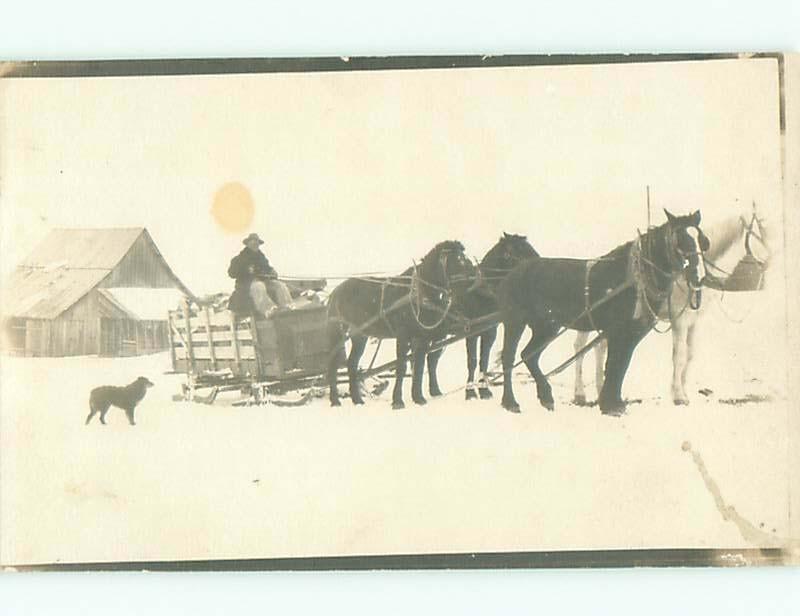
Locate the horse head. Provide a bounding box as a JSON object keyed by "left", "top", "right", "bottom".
{"left": 472, "top": 232, "right": 540, "bottom": 290}
{"left": 660, "top": 209, "right": 709, "bottom": 304}
{"left": 687, "top": 202, "right": 772, "bottom": 292}
{"left": 496, "top": 232, "right": 540, "bottom": 265}
{"left": 417, "top": 240, "right": 472, "bottom": 300}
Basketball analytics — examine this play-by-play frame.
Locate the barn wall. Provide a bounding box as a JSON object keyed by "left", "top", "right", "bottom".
{"left": 25, "top": 319, "right": 50, "bottom": 356}
{"left": 99, "top": 233, "right": 181, "bottom": 289}
{"left": 2, "top": 317, "right": 26, "bottom": 355}
{"left": 2, "top": 318, "right": 57, "bottom": 357}
{"left": 47, "top": 317, "right": 87, "bottom": 357}
{"left": 98, "top": 318, "right": 170, "bottom": 356}
{"left": 59, "top": 292, "right": 106, "bottom": 355}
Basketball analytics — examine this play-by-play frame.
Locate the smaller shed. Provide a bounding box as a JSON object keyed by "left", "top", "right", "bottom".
{"left": 2, "top": 227, "right": 193, "bottom": 357}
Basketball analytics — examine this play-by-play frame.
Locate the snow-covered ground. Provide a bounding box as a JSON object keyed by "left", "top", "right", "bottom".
{"left": 1, "top": 281, "right": 796, "bottom": 566}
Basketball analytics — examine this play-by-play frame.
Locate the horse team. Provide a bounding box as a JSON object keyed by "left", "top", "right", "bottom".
{"left": 325, "top": 207, "right": 769, "bottom": 417}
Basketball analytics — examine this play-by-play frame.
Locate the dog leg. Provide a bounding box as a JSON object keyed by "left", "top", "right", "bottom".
{"left": 85, "top": 405, "right": 97, "bottom": 425}
{"left": 124, "top": 407, "right": 136, "bottom": 426}
{"left": 99, "top": 405, "right": 110, "bottom": 425}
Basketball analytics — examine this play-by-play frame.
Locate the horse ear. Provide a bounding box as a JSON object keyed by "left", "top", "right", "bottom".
{"left": 663, "top": 208, "right": 676, "bottom": 222}
{"left": 503, "top": 232, "right": 509, "bottom": 238}
{"left": 691, "top": 210, "right": 702, "bottom": 225}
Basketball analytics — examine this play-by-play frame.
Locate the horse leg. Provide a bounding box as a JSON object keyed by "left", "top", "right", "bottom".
{"left": 478, "top": 327, "right": 497, "bottom": 399}
{"left": 348, "top": 334, "right": 368, "bottom": 405}
{"left": 680, "top": 322, "right": 698, "bottom": 404}
{"left": 465, "top": 335, "right": 479, "bottom": 400}
{"left": 671, "top": 315, "right": 695, "bottom": 405}
{"left": 520, "top": 322, "right": 559, "bottom": 411}
{"left": 573, "top": 331, "right": 590, "bottom": 405}
{"left": 594, "top": 337, "right": 607, "bottom": 401}
{"left": 599, "top": 329, "right": 647, "bottom": 415}
{"left": 411, "top": 339, "right": 430, "bottom": 405}
{"left": 392, "top": 337, "right": 411, "bottom": 409}
{"left": 501, "top": 319, "right": 526, "bottom": 413}
{"left": 427, "top": 343, "right": 444, "bottom": 397}
{"left": 328, "top": 322, "right": 345, "bottom": 406}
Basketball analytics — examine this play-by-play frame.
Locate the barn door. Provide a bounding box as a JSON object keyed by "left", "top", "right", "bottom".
{"left": 99, "top": 318, "right": 119, "bottom": 356}
{"left": 64, "top": 320, "right": 85, "bottom": 356}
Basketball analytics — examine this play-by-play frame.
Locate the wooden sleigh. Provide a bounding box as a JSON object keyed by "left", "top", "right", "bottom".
{"left": 168, "top": 279, "right": 342, "bottom": 406}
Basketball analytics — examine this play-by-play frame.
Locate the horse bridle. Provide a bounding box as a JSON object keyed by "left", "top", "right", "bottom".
{"left": 437, "top": 248, "right": 480, "bottom": 294}
{"left": 469, "top": 243, "right": 532, "bottom": 292}
{"left": 411, "top": 247, "right": 470, "bottom": 307}
{"left": 663, "top": 223, "right": 708, "bottom": 310}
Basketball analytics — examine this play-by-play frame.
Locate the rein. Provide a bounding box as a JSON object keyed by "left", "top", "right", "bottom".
{"left": 409, "top": 259, "right": 454, "bottom": 331}
{"left": 407, "top": 249, "right": 469, "bottom": 331}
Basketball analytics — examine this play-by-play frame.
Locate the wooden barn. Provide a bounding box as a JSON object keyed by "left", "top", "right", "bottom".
{"left": 2, "top": 228, "right": 193, "bottom": 357}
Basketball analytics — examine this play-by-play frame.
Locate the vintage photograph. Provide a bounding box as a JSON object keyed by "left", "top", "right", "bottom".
{"left": 0, "top": 54, "right": 797, "bottom": 569}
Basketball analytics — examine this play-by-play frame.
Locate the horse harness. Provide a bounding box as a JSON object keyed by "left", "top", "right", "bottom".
{"left": 584, "top": 259, "right": 601, "bottom": 332}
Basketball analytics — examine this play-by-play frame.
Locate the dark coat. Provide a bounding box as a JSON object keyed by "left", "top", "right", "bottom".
{"left": 228, "top": 248, "right": 278, "bottom": 314}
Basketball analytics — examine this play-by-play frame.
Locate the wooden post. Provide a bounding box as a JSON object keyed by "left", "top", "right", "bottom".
{"left": 229, "top": 311, "right": 242, "bottom": 375}
{"left": 167, "top": 312, "right": 177, "bottom": 370}
{"left": 203, "top": 306, "right": 217, "bottom": 370}
{"left": 248, "top": 315, "right": 263, "bottom": 378}
{"left": 182, "top": 299, "right": 195, "bottom": 373}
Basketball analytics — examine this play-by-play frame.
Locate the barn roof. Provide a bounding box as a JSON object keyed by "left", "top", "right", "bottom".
{"left": 3, "top": 228, "right": 193, "bottom": 319}
{"left": 18, "top": 227, "right": 146, "bottom": 270}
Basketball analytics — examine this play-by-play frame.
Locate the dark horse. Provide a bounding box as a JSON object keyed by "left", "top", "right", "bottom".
{"left": 327, "top": 241, "right": 474, "bottom": 409}
{"left": 425, "top": 233, "right": 540, "bottom": 400}
{"left": 497, "top": 210, "right": 709, "bottom": 416}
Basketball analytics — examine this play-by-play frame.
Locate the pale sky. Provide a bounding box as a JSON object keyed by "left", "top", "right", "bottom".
{"left": 0, "top": 58, "right": 783, "bottom": 296}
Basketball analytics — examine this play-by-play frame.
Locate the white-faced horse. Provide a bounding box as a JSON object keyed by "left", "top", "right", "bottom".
{"left": 572, "top": 206, "right": 771, "bottom": 406}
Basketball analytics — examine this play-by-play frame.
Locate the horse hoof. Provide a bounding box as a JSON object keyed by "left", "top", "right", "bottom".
{"left": 430, "top": 389, "right": 443, "bottom": 398}
{"left": 573, "top": 394, "right": 588, "bottom": 406}
{"left": 465, "top": 389, "right": 478, "bottom": 401}
{"left": 541, "top": 400, "right": 555, "bottom": 412}
{"left": 352, "top": 399, "right": 365, "bottom": 406}
{"left": 478, "top": 388, "right": 493, "bottom": 400}
{"left": 413, "top": 397, "right": 427, "bottom": 406}
{"left": 502, "top": 402, "right": 521, "bottom": 413}
{"left": 392, "top": 401, "right": 405, "bottom": 410}
{"left": 600, "top": 400, "right": 626, "bottom": 416}
{"left": 330, "top": 399, "right": 341, "bottom": 407}
{"left": 673, "top": 399, "right": 690, "bottom": 406}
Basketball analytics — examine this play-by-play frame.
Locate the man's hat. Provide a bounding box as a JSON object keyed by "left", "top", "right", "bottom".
{"left": 243, "top": 233, "right": 264, "bottom": 245}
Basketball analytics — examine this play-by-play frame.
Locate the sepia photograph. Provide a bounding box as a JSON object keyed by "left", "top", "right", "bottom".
{"left": 1, "top": 52, "right": 798, "bottom": 570}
